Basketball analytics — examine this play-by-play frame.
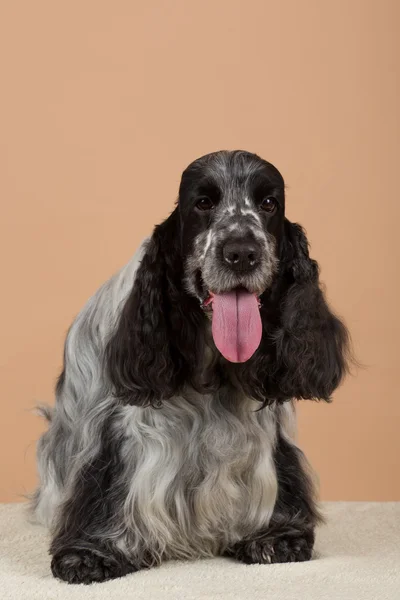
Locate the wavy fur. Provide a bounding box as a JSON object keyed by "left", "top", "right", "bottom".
{"left": 31, "top": 151, "right": 349, "bottom": 584}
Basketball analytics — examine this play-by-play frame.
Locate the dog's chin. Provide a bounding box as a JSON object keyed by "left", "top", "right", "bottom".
{"left": 189, "top": 265, "right": 272, "bottom": 308}
{"left": 200, "top": 286, "right": 262, "bottom": 312}
{"left": 197, "top": 271, "right": 268, "bottom": 310}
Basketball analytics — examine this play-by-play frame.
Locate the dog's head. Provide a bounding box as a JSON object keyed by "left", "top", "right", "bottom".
{"left": 179, "top": 151, "right": 284, "bottom": 362}
{"left": 180, "top": 151, "right": 283, "bottom": 298}
{"left": 106, "top": 150, "right": 350, "bottom": 407}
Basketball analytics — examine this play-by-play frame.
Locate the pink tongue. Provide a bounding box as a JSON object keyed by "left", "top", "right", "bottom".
{"left": 211, "top": 289, "right": 262, "bottom": 363}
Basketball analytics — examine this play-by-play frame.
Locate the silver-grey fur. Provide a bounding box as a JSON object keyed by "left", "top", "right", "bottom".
{"left": 32, "top": 239, "right": 297, "bottom": 561}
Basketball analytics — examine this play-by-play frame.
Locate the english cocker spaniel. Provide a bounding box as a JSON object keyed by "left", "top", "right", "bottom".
{"left": 32, "top": 150, "right": 350, "bottom": 584}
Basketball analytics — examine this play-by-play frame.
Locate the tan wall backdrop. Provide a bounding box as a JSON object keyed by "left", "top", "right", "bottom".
{"left": 0, "top": 1, "right": 399, "bottom": 502}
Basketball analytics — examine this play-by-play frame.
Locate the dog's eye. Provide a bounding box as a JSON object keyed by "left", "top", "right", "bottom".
{"left": 260, "top": 197, "right": 277, "bottom": 213}
{"left": 196, "top": 197, "right": 215, "bottom": 211}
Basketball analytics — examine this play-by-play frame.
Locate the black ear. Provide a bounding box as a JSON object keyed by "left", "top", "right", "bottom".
{"left": 270, "top": 219, "right": 350, "bottom": 401}
{"left": 105, "top": 209, "right": 203, "bottom": 407}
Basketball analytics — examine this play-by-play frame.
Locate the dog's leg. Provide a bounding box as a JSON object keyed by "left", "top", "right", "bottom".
{"left": 226, "top": 432, "right": 322, "bottom": 564}
{"left": 49, "top": 418, "right": 150, "bottom": 584}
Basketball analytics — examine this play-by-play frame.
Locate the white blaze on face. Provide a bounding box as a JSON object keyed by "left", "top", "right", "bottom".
{"left": 201, "top": 230, "right": 214, "bottom": 260}
{"left": 239, "top": 198, "right": 262, "bottom": 225}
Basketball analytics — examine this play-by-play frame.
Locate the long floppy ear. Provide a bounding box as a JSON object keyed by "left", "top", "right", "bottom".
{"left": 270, "top": 219, "right": 350, "bottom": 401}
{"left": 105, "top": 209, "right": 203, "bottom": 407}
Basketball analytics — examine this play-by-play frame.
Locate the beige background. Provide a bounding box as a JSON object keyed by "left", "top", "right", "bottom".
{"left": 0, "top": 1, "right": 399, "bottom": 503}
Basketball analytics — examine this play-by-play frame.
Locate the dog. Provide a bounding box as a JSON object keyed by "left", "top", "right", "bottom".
{"left": 31, "top": 150, "right": 350, "bottom": 584}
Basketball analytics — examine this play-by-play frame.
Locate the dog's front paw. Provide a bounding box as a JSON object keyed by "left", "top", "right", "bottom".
{"left": 51, "top": 548, "right": 135, "bottom": 584}
{"left": 231, "top": 534, "right": 313, "bottom": 565}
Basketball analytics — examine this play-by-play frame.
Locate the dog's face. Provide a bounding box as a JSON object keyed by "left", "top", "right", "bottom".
{"left": 179, "top": 151, "right": 285, "bottom": 302}
{"left": 178, "top": 151, "right": 286, "bottom": 362}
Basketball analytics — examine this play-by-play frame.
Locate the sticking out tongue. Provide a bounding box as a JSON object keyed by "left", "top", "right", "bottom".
{"left": 211, "top": 289, "right": 262, "bottom": 363}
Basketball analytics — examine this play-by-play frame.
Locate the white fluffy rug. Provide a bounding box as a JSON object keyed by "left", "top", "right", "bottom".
{"left": 0, "top": 502, "right": 399, "bottom": 599}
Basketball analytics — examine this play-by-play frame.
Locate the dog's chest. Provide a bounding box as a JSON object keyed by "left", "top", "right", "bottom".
{"left": 119, "top": 393, "right": 279, "bottom": 557}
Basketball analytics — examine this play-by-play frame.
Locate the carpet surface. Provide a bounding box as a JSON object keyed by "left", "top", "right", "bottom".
{"left": 0, "top": 502, "right": 399, "bottom": 599}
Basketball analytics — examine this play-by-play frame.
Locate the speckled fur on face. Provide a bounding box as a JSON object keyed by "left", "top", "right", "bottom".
{"left": 180, "top": 151, "right": 284, "bottom": 301}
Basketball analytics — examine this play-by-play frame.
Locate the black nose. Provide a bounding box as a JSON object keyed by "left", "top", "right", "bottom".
{"left": 222, "top": 240, "right": 260, "bottom": 271}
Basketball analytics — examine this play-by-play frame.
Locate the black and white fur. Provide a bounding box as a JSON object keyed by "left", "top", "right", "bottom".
{"left": 31, "top": 150, "right": 350, "bottom": 584}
